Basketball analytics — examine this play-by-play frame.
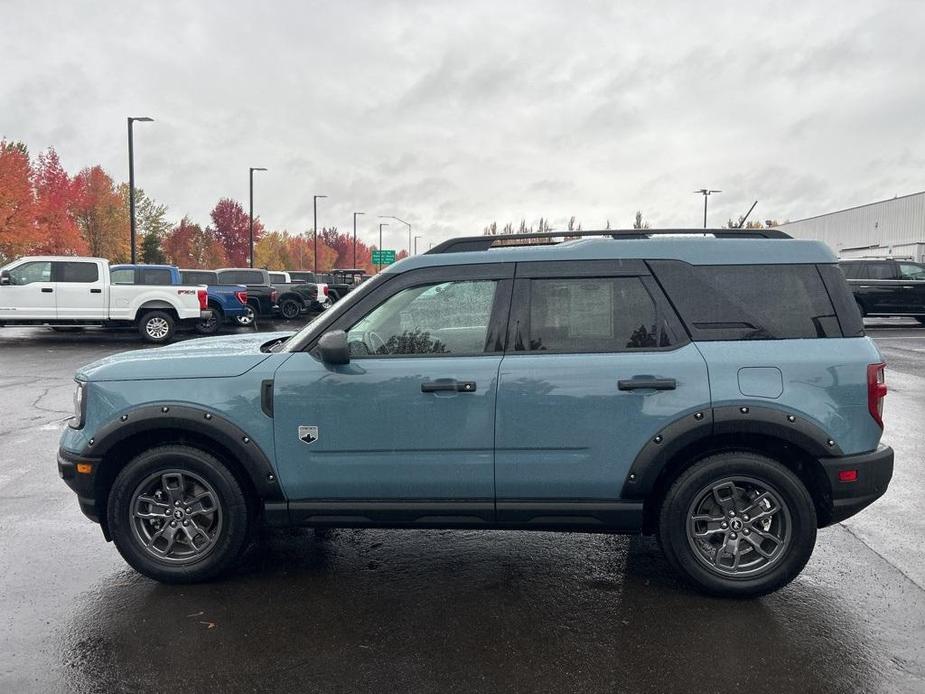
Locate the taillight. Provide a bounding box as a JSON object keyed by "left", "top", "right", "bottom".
{"left": 271, "top": 290, "right": 279, "bottom": 303}
{"left": 321, "top": 284, "right": 328, "bottom": 296}
{"left": 234, "top": 290, "right": 247, "bottom": 305}
{"left": 867, "top": 362, "right": 887, "bottom": 428}
{"left": 197, "top": 289, "right": 208, "bottom": 310}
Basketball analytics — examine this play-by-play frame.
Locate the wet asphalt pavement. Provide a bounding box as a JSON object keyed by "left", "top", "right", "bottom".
{"left": 1, "top": 319, "right": 924, "bottom": 693}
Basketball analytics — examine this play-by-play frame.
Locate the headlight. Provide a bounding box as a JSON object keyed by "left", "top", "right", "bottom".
{"left": 70, "top": 381, "right": 86, "bottom": 429}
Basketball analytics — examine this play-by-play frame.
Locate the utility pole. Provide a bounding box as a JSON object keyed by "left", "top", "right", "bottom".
{"left": 313, "top": 194, "right": 327, "bottom": 274}
{"left": 353, "top": 211, "right": 365, "bottom": 268}
{"left": 378, "top": 222, "right": 389, "bottom": 272}
{"left": 694, "top": 189, "right": 722, "bottom": 228}
{"left": 379, "top": 216, "right": 411, "bottom": 254}
{"left": 249, "top": 167, "right": 267, "bottom": 267}
{"left": 127, "top": 116, "right": 153, "bottom": 263}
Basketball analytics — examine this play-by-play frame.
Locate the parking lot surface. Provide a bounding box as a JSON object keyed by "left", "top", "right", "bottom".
{"left": 1, "top": 319, "right": 924, "bottom": 693}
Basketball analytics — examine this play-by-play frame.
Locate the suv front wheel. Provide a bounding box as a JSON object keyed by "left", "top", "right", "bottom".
{"left": 658, "top": 452, "right": 817, "bottom": 597}
{"left": 107, "top": 445, "right": 250, "bottom": 583}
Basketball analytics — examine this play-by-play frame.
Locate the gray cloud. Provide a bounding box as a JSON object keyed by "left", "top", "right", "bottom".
{"left": 2, "top": 0, "right": 924, "bottom": 250}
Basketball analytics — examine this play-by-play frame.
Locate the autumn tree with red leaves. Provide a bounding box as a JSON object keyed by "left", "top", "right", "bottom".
{"left": 162, "top": 216, "right": 227, "bottom": 269}
{"left": 0, "top": 140, "right": 39, "bottom": 262}
{"left": 32, "top": 147, "right": 86, "bottom": 256}
{"left": 210, "top": 198, "right": 263, "bottom": 267}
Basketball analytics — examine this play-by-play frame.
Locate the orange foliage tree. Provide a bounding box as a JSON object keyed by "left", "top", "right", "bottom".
{"left": 33, "top": 148, "right": 86, "bottom": 256}
{"left": 0, "top": 141, "right": 39, "bottom": 262}
{"left": 71, "top": 166, "right": 130, "bottom": 262}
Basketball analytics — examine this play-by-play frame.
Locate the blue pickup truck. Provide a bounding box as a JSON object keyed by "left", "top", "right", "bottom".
{"left": 109, "top": 265, "right": 248, "bottom": 335}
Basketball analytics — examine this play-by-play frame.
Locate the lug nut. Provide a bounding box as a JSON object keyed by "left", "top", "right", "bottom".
{"left": 185, "top": 508, "right": 191, "bottom": 514}
{"left": 721, "top": 522, "right": 728, "bottom": 529}
{"left": 730, "top": 532, "right": 737, "bottom": 539}
{"left": 183, "top": 520, "right": 189, "bottom": 526}
{"left": 170, "top": 521, "right": 177, "bottom": 527}
{"left": 728, "top": 510, "right": 736, "bottom": 517}
{"left": 743, "top": 514, "right": 749, "bottom": 521}
{"left": 175, "top": 501, "right": 181, "bottom": 506}
{"left": 743, "top": 529, "right": 750, "bottom": 535}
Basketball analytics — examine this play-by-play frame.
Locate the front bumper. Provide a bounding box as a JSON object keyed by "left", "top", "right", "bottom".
{"left": 58, "top": 447, "right": 101, "bottom": 525}
{"left": 820, "top": 444, "right": 893, "bottom": 524}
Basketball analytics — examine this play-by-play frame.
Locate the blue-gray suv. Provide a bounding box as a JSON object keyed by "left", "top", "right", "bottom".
{"left": 58, "top": 229, "right": 894, "bottom": 596}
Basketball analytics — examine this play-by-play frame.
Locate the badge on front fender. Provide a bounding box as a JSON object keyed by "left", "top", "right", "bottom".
{"left": 298, "top": 426, "right": 318, "bottom": 445}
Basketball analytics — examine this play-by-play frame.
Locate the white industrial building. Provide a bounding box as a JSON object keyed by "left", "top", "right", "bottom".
{"left": 776, "top": 190, "right": 925, "bottom": 262}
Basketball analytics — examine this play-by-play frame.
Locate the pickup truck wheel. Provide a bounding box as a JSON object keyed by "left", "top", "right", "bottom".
{"left": 107, "top": 445, "right": 250, "bottom": 583}
{"left": 139, "top": 311, "right": 175, "bottom": 344}
{"left": 279, "top": 297, "right": 302, "bottom": 320}
{"left": 235, "top": 305, "right": 256, "bottom": 327}
{"left": 195, "top": 306, "right": 223, "bottom": 335}
{"left": 657, "top": 451, "right": 816, "bottom": 597}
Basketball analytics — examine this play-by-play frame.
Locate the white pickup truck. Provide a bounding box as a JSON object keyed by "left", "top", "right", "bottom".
{"left": 0, "top": 256, "right": 211, "bottom": 344}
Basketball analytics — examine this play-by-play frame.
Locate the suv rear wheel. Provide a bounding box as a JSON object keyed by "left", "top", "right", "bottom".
{"left": 107, "top": 445, "right": 250, "bottom": 583}
{"left": 658, "top": 451, "right": 816, "bottom": 597}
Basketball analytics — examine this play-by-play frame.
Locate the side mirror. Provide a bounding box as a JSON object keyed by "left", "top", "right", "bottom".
{"left": 318, "top": 330, "right": 350, "bottom": 365}
{"left": 0, "top": 270, "right": 10, "bottom": 286}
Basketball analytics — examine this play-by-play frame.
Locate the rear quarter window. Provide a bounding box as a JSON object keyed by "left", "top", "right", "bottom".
{"left": 649, "top": 261, "right": 843, "bottom": 340}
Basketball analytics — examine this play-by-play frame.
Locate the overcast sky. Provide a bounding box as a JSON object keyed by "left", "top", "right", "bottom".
{"left": 3, "top": 0, "right": 924, "bottom": 251}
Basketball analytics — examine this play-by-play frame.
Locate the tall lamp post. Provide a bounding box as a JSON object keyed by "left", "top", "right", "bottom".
{"left": 313, "top": 194, "right": 327, "bottom": 274}
{"left": 378, "top": 222, "right": 389, "bottom": 272}
{"left": 693, "top": 188, "right": 722, "bottom": 228}
{"left": 127, "top": 116, "right": 154, "bottom": 263}
{"left": 379, "top": 215, "right": 411, "bottom": 254}
{"left": 352, "top": 212, "right": 365, "bottom": 268}
{"left": 249, "top": 167, "right": 267, "bottom": 268}
{"left": 414, "top": 235, "right": 423, "bottom": 255}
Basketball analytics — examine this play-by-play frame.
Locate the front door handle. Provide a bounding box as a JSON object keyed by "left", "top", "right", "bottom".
{"left": 41, "top": 288, "right": 53, "bottom": 293}
{"left": 421, "top": 380, "right": 477, "bottom": 393}
{"left": 618, "top": 377, "right": 677, "bottom": 391}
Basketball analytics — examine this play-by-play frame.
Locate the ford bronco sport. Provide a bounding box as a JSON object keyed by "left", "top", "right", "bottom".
{"left": 57, "top": 229, "right": 894, "bottom": 597}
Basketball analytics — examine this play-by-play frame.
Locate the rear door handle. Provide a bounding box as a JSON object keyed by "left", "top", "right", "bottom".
{"left": 421, "top": 380, "right": 477, "bottom": 393}
{"left": 618, "top": 377, "right": 677, "bottom": 391}
{"left": 90, "top": 288, "right": 102, "bottom": 294}
{"left": 41, "top": 288, "right": 53, "bottom": 293}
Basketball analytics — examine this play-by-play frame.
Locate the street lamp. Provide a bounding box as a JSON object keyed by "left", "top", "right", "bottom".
{"left": 378, "top": 222, "right": 389, "bottom": 272}
{"left": 353, "top": 212, "right": 365, "bottom": 268}
{"left": 693, "top": 189, "right": 722, "bottom": 228}
{"left": 127, "top": 116, "right": 154, "bottom": 263}
{"left": 379, "top": 215, "right": 412, "bottom": 255}
{"left": 414, "top": 235, "right": 423, "bottom": 255}
{"left": 313, "top": 194, "right": 327, "bottom": 274}
{"left": 249, "top": 167, "right": 267, "bottom": 268}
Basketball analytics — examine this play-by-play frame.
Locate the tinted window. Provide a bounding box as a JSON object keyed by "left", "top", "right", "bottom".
{"left": 269, "top": 273, "right": 288, "bottom": 283}
{"left": 8, "top": 261, "right": 51, "bottom": 285}
{"left": 866, "top": 262, "right": 895, "bottom": 280}
{"left": 55, "top": 262, "right": 99, "bottom": 283}
{"left": 839, "top": 262, "right": 861, "bottom": 279}
{"left": 524, "top": 277, "right": 669, "bottom": 352}
{"left": 898, "top": 263, "right": 925, "bottom": 280}
{"left": 138, "top": 268, "right": 173, "bottom": 285}
{"left": 181, "top": 271, "right": 215, "bottom": 285}
{"left": 110, "top": 269, "right": 135, "bottom": 284}
{"left": 650, "top": 261, "right": 841, "bottom": 340}
{"left": 219, "top": 270, "right": 265, "bottom": 285}
{"left": 347, "top": 280, "right": 498, "bottom": 356}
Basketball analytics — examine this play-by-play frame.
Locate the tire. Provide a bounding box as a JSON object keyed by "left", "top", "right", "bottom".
{"left": 234, "top": 304, "right": 256, "bottom": 327}
{"left": 279, "top": 297, "right": 302, "bottom": 320}
{"left": 138, "top": 310, "right": 176, "bottom": 344}
{"left": 107, "top": 445, "right": 250, "bottom": 583}
{"left": 657, "top": 451, "right": 817, "bottom": 597}
{"left": 195, "top": 306, "right": 224, "bottom": 335}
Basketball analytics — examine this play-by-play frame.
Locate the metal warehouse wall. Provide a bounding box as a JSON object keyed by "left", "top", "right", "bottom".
{"left": 777, "top": 191, "right": 925, "bottom": 259}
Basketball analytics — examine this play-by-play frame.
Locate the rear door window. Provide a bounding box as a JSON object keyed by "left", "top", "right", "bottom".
{"left": 649, "top": 261, "right": 842, "bottom": 340}
{"left": 137, "top": 268, "right": 174, "bottom": 285}
{"left": 865, "top": 262, "right": 896, "bottom": 280}
{"left": 220, "top": 270, "right": 265, "bottom": 285}
{"left": 55, "top": 262, "right": 99, "bottom": 283}
{"left": 181, "top": 271, "right": 214, "bottom": 285}
{"left": 110, "top": 269, "right": 135, "bottom": 284}
{"left": 520, "top": 276, "right": 672, "bottom": 352}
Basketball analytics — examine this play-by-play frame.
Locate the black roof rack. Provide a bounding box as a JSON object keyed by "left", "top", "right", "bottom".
{"left": 426, "top": 228, "right": 792, "bottom": 254}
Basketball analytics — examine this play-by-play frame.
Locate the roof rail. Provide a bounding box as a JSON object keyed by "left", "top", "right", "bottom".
{"left": 426, "top": 228, "right": 792, "bottom": 254}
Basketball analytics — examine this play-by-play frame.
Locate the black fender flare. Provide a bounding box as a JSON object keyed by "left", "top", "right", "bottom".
{"left": 621, "top": 404, "right": 844, "bottom": 499}
{"left": 82, "top": 403, "right": 284, "bottom": 503}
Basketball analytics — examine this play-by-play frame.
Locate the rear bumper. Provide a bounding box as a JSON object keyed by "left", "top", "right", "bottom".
{"left": 57, "top": 447, "right": 101, "bottom": 524}
{"left": 820, "top": 445, "right": 893, "bottom": 525}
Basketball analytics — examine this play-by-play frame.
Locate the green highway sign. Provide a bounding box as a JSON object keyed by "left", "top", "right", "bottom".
{"left": 372, "top": 249, "right": 396, "bottom": 265}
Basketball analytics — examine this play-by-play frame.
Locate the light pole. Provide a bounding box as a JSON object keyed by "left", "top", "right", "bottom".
{"left": 353, "top": 212, "right": 365, "bottom": 268}
{"left": 127, "top": 116, "right": 153, "bottom": 263}
{"left": 249, "top": 167, "right": 267, "bottom": 268}
{"left": 378, "top": 222, "right": 389, "bottom": 272}
{"left": 313, "top": 194, "right": 327, "bottom": 274}
{"left": 414, "top": 235, "right": 423, "bottom": 255}
{"left": 379, "top": 215, "right": 411, "bottom": 254}
{"left": 694, "top": 189, "right": 722, "bottom": 228}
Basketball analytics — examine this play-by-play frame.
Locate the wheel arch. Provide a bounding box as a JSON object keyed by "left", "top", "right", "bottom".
{"left": 134, "top": 301, "right": 179, "bottom": 321}
{"left": 85, "top": 404, "right": 285, "bottom": 537}
{"left": 627, "top": 406, "right": 839, "bottom": 533}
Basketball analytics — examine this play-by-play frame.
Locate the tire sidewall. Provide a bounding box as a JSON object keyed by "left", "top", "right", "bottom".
{"left": 235, "top": 305, "right": 256, "bottom": 326}
{"left": 196, "top": 306, "right": 223, "bottom": 335}
{"left": 107, "top": 445, "right": 249, "bottom": 583}
{"left": 139, "top": 310, "right": 175, "bottom": 344}
{"left": 280, "top": 298, "right": 301, "bottom": 320}
{"left": 659, "top": 452, "right": 817, "bottom": 597}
